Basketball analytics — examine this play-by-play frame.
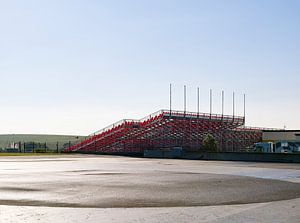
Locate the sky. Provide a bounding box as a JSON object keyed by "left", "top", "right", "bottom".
{"left": 0, "top": 0, "right": 299, "bottom": 135}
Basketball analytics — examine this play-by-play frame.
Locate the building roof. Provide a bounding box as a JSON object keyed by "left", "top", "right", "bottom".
{"left": 262, "top": 130, "right": 300, "bottom": 133}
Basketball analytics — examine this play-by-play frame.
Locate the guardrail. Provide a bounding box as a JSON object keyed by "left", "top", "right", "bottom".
{"left": 161, "top": 109, "right": 244, "bottom": 122}
{"left": 237, "top": 126, "right": 283, "bottom": 131}
{"left": 89, "top": 109, "right": 245, "bottom": 137}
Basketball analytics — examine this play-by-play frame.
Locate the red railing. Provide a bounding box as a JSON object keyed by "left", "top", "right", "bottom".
{"left": 65, "top": 109, "right": 260, "bottom": 153}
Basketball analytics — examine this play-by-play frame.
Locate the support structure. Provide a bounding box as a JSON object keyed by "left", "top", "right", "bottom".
{"left": 222, "top": 90, "right": 224, "bottom": 118}
{"left": 197, "top": 87, "right": 200, "bottom": 116}
{"left": 210, "top": 89, "right": 212, "bottom": 117}
{"left": 169, "top": 83, "right": 172, "bottom": 117}
{"left": 65, "top": 109, "right": 263, "bottom": 154}
{"left": 184, "top": 85, "right": 187, "bottom": 115}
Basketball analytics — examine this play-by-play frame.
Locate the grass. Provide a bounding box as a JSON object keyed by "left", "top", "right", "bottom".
{"left": 0, "top": 134, "right": 87, "bottom": 151}
{"left": 0, "top": 152, "right": 65, "bottom": 156}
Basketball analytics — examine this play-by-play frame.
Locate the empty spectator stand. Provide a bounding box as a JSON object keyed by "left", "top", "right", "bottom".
{"left": 65, "top": 110, "right": 263, "bottom": 153}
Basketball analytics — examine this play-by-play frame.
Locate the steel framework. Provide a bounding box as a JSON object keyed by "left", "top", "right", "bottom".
{"left": 65, "top": 110, "right": 264, "bottom": 153}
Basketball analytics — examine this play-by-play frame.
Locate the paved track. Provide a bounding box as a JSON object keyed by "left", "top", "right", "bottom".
{"left": 0, "top": 155, "right": 299, "bottom": 222}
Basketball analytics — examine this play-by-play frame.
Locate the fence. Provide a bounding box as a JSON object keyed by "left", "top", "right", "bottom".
{"left": 1, "top": 140, "right": 83, "bottom": 153}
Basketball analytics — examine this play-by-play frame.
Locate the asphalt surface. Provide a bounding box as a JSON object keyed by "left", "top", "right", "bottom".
{"left": 0, "top": 155, "right": 299, "bottom": 222}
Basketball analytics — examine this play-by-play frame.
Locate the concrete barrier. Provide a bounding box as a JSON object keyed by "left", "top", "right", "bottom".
{"left": 144, "top": 149, "right": 183, "bottom": 159}
{"left": 144, "top": 150, "right": 300, "bottom": 163}
{"left": 144, "top": 150, "right": 163, "bottom": 157}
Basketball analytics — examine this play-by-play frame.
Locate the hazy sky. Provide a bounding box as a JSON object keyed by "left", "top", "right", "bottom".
{"left": 0, "top": 0, "right": 299, "bottom": 135}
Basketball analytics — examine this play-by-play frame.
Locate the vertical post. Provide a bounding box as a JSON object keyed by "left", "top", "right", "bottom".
{"left": 45, "top": 142, "right": 47, "bottom": 153}
{"left": 197, "top": 87, "right": 200, "bottom": 116}
{"left": 243, "top": 93, "right": 246, "bottom": 124}
{"left": 196, "top": 87, "right": 200, "bottom": 149}
{"left": 222, "top": 90, "right": 224, "bottom": 118}
{"left": 23, "top": 142, "right": 26, "bottom": 153}
{"left": 209, "top": 89, "right": 212, "bottom": 117}
{"left": 231, "top": 92, "right": 235, "bottom": 152}
{"left": 169, "top": 83, "right": 172, "bottom": 116}
{"left": 220, "top": 90, "right": 224, "bottom": 151}
{"left": 56, "top": 141, "right": 59, "bottom": 153}
{"left": 232, "top": 92, "right": 235, "bottom": 118}
{"left": 184, "top": 85, "right": 186, "bottom": 115}
{"left": 243, "top": 93, "right": 246, "bottom": 151}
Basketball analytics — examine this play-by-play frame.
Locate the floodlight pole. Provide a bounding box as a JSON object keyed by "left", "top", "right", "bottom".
{"left": 184, "top": 85, "right": 186, "bottom": 116}
{"left": 169, "top": 83, "right": 172, "bottom": 117}
{"left": 209, "top": 89, "right": 212, "bottom": 118}
{"left": 232, "top": 92, "right": 235, "bottom": 118}
{"left": 243, "top": 93, "right": 246, "bottom": 125}
{"left": 197, "top": 87, "right": 200, "bottom": 117}
{"left": 222, "top": 90, "right": 224, "bottom": 118}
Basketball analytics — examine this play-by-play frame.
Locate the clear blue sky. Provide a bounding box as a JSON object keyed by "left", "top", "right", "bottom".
{"left": 0, "top": 0, "right": 299, "bottom": 135}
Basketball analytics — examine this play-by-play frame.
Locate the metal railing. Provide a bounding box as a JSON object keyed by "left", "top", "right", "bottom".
{"left": 67, "top": 109, "right": 259, "bottom": 153}
{"left": 89, "top": 119, "right": 138, "bottom": 136}
{"left": 88, "top": 109, "right": 244, "bottom": 137}
{"left": 160, "top": 109, "right": 244, "bottom": 122}
{"left": 237, "top": 126, "right": 283, "bottom": 131}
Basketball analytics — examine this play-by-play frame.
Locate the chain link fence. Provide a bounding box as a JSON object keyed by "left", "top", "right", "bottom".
{"left": 0, "top": 136, "right": 86, "bottom": 153}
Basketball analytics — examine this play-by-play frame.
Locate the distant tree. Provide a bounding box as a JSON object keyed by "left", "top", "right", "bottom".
{"left": 202, "top": 134, "right": 218, "bottom": 152}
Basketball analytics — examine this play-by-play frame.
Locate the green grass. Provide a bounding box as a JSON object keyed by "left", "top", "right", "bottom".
{"left": 0, "top": 152, "right": 65, "bottom": 156}
{"left": 0, "top": 134, "right": 86, "bottom": 143}
{"left": 0, "top": 134, "right": 87, "bottom": 151}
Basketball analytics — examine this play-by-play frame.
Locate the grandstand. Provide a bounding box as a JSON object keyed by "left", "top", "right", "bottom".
{"left": 65, "top": 109, "right": 263, "bottom": 153}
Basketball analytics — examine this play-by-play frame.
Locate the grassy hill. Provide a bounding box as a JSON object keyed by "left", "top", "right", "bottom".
{"left": 0, "top": 134, "right": 87, "bottom": 151}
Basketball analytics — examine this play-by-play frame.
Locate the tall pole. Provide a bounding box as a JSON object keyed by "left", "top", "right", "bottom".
{"left": 169, "top": 83, "right": 172, "bottom": 116}
{"left": 243, "top": 93, "right": 246, "bottom": 125}
{"left": 197, "top": 87, "right": 200, "bottom": 116}
{"left": 184, "top": 85, "right": 186, "bottom": 115}
{"left": 243, "top": 93, "right": 246, "bottom": 150}
{"left": 221, "top": 90, "right": 224, "bottom": 151}
{"left": 209, "top": 89, "right": 212, "bottom": 116}
{"left": 222, "top": 90, "right": 224, "bottom": 118}
{"left": 232, "top": 91, "right": 235, "bottom": 118}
